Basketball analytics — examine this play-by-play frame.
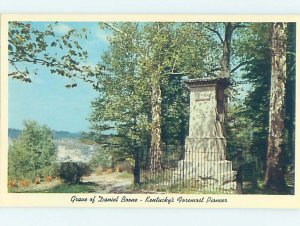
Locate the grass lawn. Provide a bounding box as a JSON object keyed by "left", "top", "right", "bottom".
{"left": 9, "top": 181, "right": 98, "bottom": 193}
{"left": 38, "top": 182, "right": 98, "bottom": 193}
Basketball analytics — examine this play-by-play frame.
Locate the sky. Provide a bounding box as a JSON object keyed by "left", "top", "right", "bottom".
{"left": 9, "top": 22, "right": 110, "bottom": 133}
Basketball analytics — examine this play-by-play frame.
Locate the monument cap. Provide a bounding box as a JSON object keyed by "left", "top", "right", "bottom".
{"left": 185, "top": 77, "right": 231, "bottom": 89}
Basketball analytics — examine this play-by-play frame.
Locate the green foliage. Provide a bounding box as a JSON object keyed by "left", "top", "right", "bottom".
{"left": 43, "top": 183, "right": 96, "bottom": 193}
{"left": 88, "top": 146, "right": 112, "bottom": 169}
{"left": 8, "top": 120, "right": 57, "bottom": 181}
{"left": 89, "top": 22, "right": 214, "bottom": 162}
{"left": 9, "top": 182, "right": 96, "bottom": 193}
{"left": 226, "top": 104, "right": 253, "bottom": 158}
{"left": 161, "top": 75, "right": 189, "bottom": 146}
{"left": 224, "top": 24, "right": 271, "bottom": 172}
{"left": 8, "top": 22, "right": 94, "bottom": 86}
{"left": 58, "top": 162, "right": 91, "bottom": 184}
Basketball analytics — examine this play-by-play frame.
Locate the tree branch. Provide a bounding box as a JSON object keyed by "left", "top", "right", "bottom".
{"left": 232, "top": 23, "right": 248, "bottom": 32}
{"left": 204, "top": 25, "right": 224, "bottom": 44}
{"left": 102, "top": 22, "right": 127, "bottom": 37}
{"left": 9, "top": 62, "right": 29, "bottom": 80}
{"left": 230, "top": 61, "right": 250, "bottom": 73}
{"left": 162, "top": 72, "right": 187, "bottom": 76}
{"left": 9, "top": 50, "right": 93, "bottom": 83}
{"left": 286, "top": 51, "right": 296, "bottom": 56}
{"left": 208, "top": 67, "right": 222, "bottom": 73}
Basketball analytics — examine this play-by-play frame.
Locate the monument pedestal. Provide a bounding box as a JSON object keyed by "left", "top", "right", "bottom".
{"left": 176, "top": 158, "right": 236, "bottom": 191}
{"left": 175, "top": 78, "right": 236, "bottom": 192}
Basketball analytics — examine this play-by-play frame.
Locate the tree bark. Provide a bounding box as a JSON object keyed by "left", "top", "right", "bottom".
{"left": 133, "top": 145, "right": 141, "bottom": 184}
{"left": 220, "top": 23, "right": 234, "bottom": 77}
{"left": 150, "top": 73, "right": 163, "bottom": 171}
{"left": 264, "top": 22, "right": 287, "bottom": 191}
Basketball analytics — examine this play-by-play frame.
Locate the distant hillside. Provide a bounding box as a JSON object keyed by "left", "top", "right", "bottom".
{"left": 8, "top": 128, "right": 22, "bottom": 139}
{"left": 53, "top": 131, "right": 81, "bottom": 139}
{"left": 8, "top": 128, "right": 81, "bottom": 139}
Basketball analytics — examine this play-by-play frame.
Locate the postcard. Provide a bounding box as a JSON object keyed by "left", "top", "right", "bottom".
{"left": 0, "top": 14, "right": 299, "bottom": 208}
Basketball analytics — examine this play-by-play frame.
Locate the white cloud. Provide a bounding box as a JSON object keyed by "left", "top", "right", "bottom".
{"left": 53, "top": 23, "right": 72, "bottom": 34}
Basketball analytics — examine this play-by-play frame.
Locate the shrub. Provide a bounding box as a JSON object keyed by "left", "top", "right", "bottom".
{"left": 34, "top": 177, "right": 41, "bottom": 184}
{"left": 105, "top": 168, "right": 113, "bottom": 174}
{"left": 115, "top": 165, "right": 122, "bottom": 173}
{"left": 58, "top": 162, "right": 91, "bottom": 184}
{"left": 8, "top": 180, "right": 17, "bottom": 188}
{"left": 41, "top": 163, "right": 59, "bottom": 179}
{"left": 117, "top": 160, "right": 133, "bottom": 172}
{"left": 20, "top": 179, "right": 30, "bottom": 187}
{"left": 46, "top": 176, "right": 53, "bottom": 182}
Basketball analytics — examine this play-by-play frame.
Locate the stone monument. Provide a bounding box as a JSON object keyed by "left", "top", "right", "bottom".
{"left": 176, "top": 77, "right": 236, "bottom": 191}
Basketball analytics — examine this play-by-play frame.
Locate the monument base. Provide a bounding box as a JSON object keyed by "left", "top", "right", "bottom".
{"left": 173, "top": 136, "right": 237, "bottom": 192}
{"left": 174, "top": 159, "right": 236, "bottom": 192}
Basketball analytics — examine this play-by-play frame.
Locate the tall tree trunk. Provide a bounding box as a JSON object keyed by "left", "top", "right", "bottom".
{"left": 150, "top": 73, "right": 163, "bottom": 171}
{"left": 220, "top": 22, "right": 234, "bottom": 77}
{"left": 133, "top": 144, "right": 141, "bottom": 184}
{"left": 264, "top": 22, "right": 287, "bottom": 191}
{"left": 132, "top": 118, "right": 141, "bottom": 184}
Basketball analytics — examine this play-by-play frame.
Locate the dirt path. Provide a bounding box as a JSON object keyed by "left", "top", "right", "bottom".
{"left": 10, "top": 172, "right": 165, "bottom": 193}
{"left": 82, "top": 172, "right": 134, "bottom": 193}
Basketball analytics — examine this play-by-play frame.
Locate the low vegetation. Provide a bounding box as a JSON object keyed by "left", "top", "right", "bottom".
{"left": 8, "top": 120, "right": 58, "bottom": 184}
{"left": 58, "top": 162, "right": 92, "bottom": 184}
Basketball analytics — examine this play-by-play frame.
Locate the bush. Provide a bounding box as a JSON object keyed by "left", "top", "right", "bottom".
{"left": 46, "top": 176, "right": 53, "bottom": 182}
{"left": 8, "top": 120, "right": 57, "bottom": 181}
{"left": 41, "top": 163, "right": 59, "bottom": 179}
{"left": 34, "top": 177, "right": 41, "bottom": 184}
{"left": 8, "top": 180, "right": 17, "bottom": 188}
{"left": 20, "top": 179, "right": 30, "bottom": 187}
{"left": 58, "top": 162, "right": 91, "bottom": 184}
{"left": 116, "top": 160, "right": 133, "bottom": 172}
